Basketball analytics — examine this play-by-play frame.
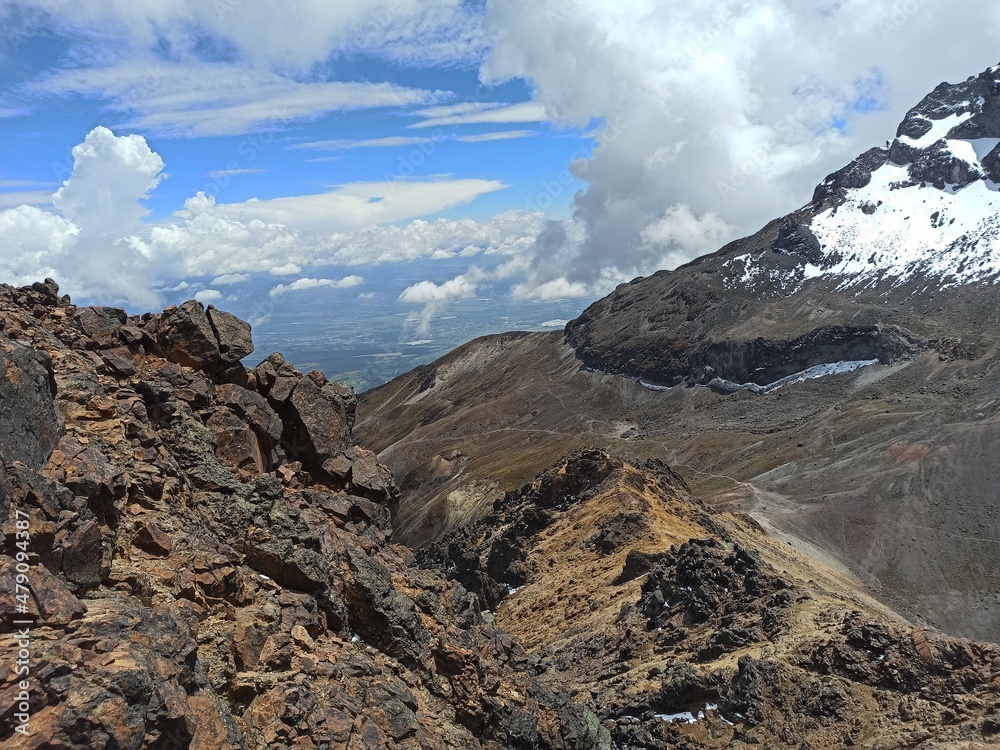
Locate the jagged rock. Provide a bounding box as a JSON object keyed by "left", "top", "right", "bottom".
{"left": 205, "top": 407, "right": 265, "bottom": 474}
{"left": 908, "top": 138, "right": 985, "bottom": 189}
{"left": 76, "top": 306, "right": 127, "bottom": 349}
{"left": 62, "top": 518, "right": 103, "bottom": 587}
{"left": 212, "top": 383, "right": 283, "bottom": 453}
{"left": 0, "top": 338, "right": 59, "bottom": 470}
{"left": 146, "top": 300, "right": 253, "bottom": 376}
{"left": 613, "top": 549, "right": 671, "bottom": 585}
{"left": 100, "top": 346, "right": 137, "bottom": 377}
{"left": 343, "top": 549, "right": 430, "bottom": 666}
{"left": 206, "top": 306, "right": 253, "bottom": 366}
{"left": 811, "top": 146, "right": 889, "bottom": 206}
{"left": 132, "top": 519, "right": 174, "bottom": 557}
{"left": 284, "top": 370, "right": 356, "bottom": 467}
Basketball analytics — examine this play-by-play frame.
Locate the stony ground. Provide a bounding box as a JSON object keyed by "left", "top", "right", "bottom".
{"left": 0, "top": 281, "right": 608, "bottom": 750}
{"left": 418, "top": 450, "right": 1000, "bottom": 749}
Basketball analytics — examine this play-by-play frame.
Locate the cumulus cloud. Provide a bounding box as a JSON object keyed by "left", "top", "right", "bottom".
{"left": 194, "top": 289, "right": 222, "bottom": 303}
{"left": 399, "top": 272, "right": 481, "bottom": 335}
{"left": 269, "top": 276, "right": 364, "bottom": 297}
{"left": 479, "top": 0, "right": 1000, "bottom": 296}
{"left": 0, "top": 126, "right": 164, "bottom": 306}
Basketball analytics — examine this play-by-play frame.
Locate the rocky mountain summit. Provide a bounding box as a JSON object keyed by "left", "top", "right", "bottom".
{"left": 0, "top": 281, "right": 608, "bottom": 749}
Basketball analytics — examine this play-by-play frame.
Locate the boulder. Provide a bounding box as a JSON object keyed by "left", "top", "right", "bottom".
{"left": 77, "top": 306, "right": 127, "bottom": 349}
{"left": 283, "top": 371, "right": 356, "bottom": 467}
{"left": 206, "top": 307, "right": 254, "bottom": 366}
{"left": 213, "top": 383, "right": 283, "bottom": 452}
{"left": 0, "top": 338, "right": 60, "bottom": 469}
{"left": 146, "top": 301, "right": 254, "bottom": 376}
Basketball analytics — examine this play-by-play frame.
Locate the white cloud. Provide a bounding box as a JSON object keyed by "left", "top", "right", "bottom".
{"left": 53, "top": 126, "right": 164, "bottom": 240}
{"left": 476, "top": 0, "right": 1000, "bottom": 294}
{"left": 0, "top": 205, "right": 77, "bottom": 287}
{"left": 291, "top": 136, "right": 440, "bottom": 151}
{"left": 210, "top": 178, "right": 508, "bottom": 235}
{"left": 409, "top": 101, "right": 548, "bottom": 129}
{"left": 34, "top": 64, "right": 444, "bottom": 137}
{"left": 270, "top": 276, "right": 364, "bottom": 297}
{"left": 211, "top": 273, "right": 251, "bottom": 285}
{"left": 206, "top": 169, "right": 265, "bottom": 178}
{"left": 269, "top": 263, "right": 302, "bottom": 276}
{"left": 0, "top": 190, "right": 54, "bottom": 209}
{"left": 456, "top": 130, "right": 537, "bottom": 143}
{"left": 194, "top": 289, "right": 222, "bottom": 303}
{"left": 0, "top": 179, "right": 52, "bottom": 189}
{"left": 399, "top": 273, "right": 480, "bottom": 335}
{"left": 399, "top": 275, "right": 478, "bottom": 305}
{"left": 324, "top": 211, "right": 543, "bottom": 266}
{"left": 0, "top": 126, "right": 164, "bottom": 306}
{"left": 18, "top": 0, "right": 486, "bottom": 71}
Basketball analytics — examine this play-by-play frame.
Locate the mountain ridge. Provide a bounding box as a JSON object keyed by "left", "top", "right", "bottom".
{"left": 358, "top": 61, "right": 1000, "bottom": 646}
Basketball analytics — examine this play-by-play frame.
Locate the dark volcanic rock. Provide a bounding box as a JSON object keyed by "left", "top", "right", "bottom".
{"left": 146, "top": 300, "right": 253, "bottom": 376}
{"left": 0, "top": 282, "right": 608, "bottom": 750}
{"left": 0, "top": 338, "right": 59, "bottom": 469}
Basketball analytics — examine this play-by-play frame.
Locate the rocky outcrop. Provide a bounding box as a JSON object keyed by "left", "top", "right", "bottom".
{"left": 144, "top": 300, "right": 253, "bottom": 377}
{"left": 419, "top": 451, "right": 1000, "bottom": 750}
{"left": 0, "top": 283, "right": 608, "bottom": 750}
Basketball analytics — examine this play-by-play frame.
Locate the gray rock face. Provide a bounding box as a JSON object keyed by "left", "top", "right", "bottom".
{"left": 908, "top": 139, "right": 985, "bottom": 189}
{"left": 76, "top": 306, "right": 127, "bottom": 349}
{"left": 0, "top": 337, "right": 60, "bottom": 469}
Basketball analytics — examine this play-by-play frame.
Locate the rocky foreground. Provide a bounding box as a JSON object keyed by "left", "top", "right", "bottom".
{"left": 2, "top": 282, "right": 1000, "bottom": 749}
{"left": 0, "top": 281, "right": 606, "bottom": 749}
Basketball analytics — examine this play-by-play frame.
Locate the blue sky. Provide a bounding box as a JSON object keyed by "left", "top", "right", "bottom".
{"left": 1, "top": 0, "right": 999, "bottom": 345}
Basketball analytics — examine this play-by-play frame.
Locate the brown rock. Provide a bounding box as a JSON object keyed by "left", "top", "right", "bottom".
{"left": 206, "top": 306, "right": 254, "bottom": 366}
{"left": 101, "top": 346, "right": 137, "bottom": 377}
{"left": 213, "top": 383, "right": 283, "bottom": 452}
{"left": 133, "top": 519, "right": 174, "bottom": 557}
{"left": 284, "top": 372, "right": 356, "bottom": 465}
{"left": 63, "top": 519, "right": 103, "bottom": 587}
{"left": 76, "top": 306, "right": 127, "bottom": 348}
{"left": 206, "top": 407, "right": 265, "bottom": 474}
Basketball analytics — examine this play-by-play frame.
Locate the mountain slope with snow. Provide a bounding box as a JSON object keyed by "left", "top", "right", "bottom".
{"left": 359, "top": 62, "right": 1000, "bottom": 645}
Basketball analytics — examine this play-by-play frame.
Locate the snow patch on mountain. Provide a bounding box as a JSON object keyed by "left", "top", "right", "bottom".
{"left": 809, "top": 154, "right": 1000, "bottom": 288}
{"left": 898, "top": 111, "right": 976, "bottom": 149}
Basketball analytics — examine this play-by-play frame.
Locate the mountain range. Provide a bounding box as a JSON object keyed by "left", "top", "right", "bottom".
{"left": 6, "top": 62, "right": 1000, "bottom": 749}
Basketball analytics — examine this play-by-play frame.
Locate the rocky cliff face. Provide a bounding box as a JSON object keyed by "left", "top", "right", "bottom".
{"left": 0, "top": 281, "right": 608, "bottom": 749}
